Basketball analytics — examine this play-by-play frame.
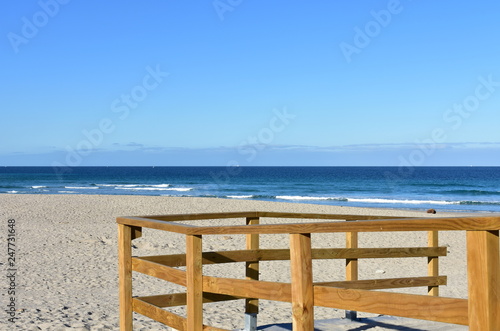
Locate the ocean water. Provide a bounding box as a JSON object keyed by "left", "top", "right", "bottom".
{"left": 1, "top": 166, "right": 500, "bottom": 213}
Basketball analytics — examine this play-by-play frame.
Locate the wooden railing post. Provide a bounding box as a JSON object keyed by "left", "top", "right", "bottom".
{"left": 466, "top": 230, "right": 500, "bottom": 331}
{"left": 245, "top": 217, "right": 260, "bottom": 331}
{"left": 118, "top": 224, "right": 142, "bottom": 331}
{"left": 345, "top": 230, "right": 358, "bottom": 320}
{"left": 427, "top": 231, "right": 439, "bottom": 296}
{"left": 290, "top": 233, "right": 314, "bottom": 331}
{"left": 186, "top": 234, "right": 203, "bottom": 331}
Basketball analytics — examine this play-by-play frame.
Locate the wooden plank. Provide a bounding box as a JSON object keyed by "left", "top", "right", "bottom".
{"left": 246, "top": 217, "right": 260, "bottom": 314}
{"left": 313, "top": 247, "right": 447, "bottom": 259}
{"left": 133, "top": 211, "right": 257, "bottom": 222}
{"left": 133, "top": 298, "right": 186, "bottom": 330}
{"left": 314, "top": 286, "right": 469, "bottom": 325}
{"left": 345, "top": 230, "right": 358, "bottom": 320}
{"left": 203, "top": 275, "right": 292, "bottom": 302}
{"left": 290, "top": 233, "right": 314, "bottom": 330}
{"left": 138, "top": 250, "right": 264, "bottom": 267}
{"left": 253, "top": 212, "right": 405, "bottom": 221}
{"left": 179, "top": 216, "right": 500, "bottom": 235}
{"left": 118, "top": 214, "right": 500, "bottom": 235}
{"left": 202, "top": 324, "right": 230, "bottom": 331}
{"left": 139, "top": 250, "right": 264, "bottom": 267}
{"left": 133, "top": 298, "right": 229, "bottom": 331}
{"left": 117, "top": 216, "right": 196, "bottom": 234}
{"left": 118, "top": 224, "right": 133, "bottom": 331}
{"left": 136, "top": 292, "right": 242, "bottom": 308}
{"left": 116, "top": 212, "right": 396, "bottom": 235}
{"left": 139, "top": 253, "right": 187, "bottom": 267}
{"left": 427, "top": 231, "right": 439, "bottom": 296}
{"left": 124, "top": 211, "right": 405, "bottom": 223}
{"left": 345, "top": 232, "right": 359, "bottom": 282}
{"left": 132, "top": 257, "right": 187, "bottom": 286}
{"left": 466, "top": 230, "right": 500, "bottom": 331}
{"left": 315, "top": 276, "right": 447, "bottom": 290}
{"left": 139, "top": 246, "right": 447, "bottom": 268}
{"left": 186, "top": 235, "right": 203, "bottom": 331}
{"left": 131, "top": 225, "right": 142, "bottom": 240}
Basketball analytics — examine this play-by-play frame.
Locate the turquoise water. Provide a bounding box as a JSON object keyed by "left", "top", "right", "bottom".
{"left": 1, "top": 166, "right": 500, "bottom": 212}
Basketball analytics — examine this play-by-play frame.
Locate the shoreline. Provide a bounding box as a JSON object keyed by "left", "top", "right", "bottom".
{"left": 2, "top": 192, "right": 489, "bottom": 215}
{"left": 1, "top": 195, "right": 473, "bottom": 330}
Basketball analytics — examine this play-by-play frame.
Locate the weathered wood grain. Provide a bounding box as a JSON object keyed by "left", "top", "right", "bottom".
{"left": 118, "top": 213, "right": 500, "bottom": 235}
{"left": 427, "top": 231, "right": 439, "bottom": 296}
{"left": 290, "top": 233, "right": 314, "bottom": 330}
{"left": 133, "top": 298, "right": 186, "bottom": 330}
{"left": 138, "top": 246, "right": 447, "bottom": 268}
{"left": 186, "top": 235, "right": 203, "bottom": 331}
{"left": 315, "top": 276, "right": 447, "bottom": 290}
{"left": 314, "top": 286, "right": 468, "bottom": 325}
{"left": 132, "top": 258, "right": 186, "bottom": 286}
{"left": 203, "top": 276, "right": 292, "bottom": 302}
{"left": 118, "top": 224, "right": 133, "bottom": 331}
{"left": 466, "top": 230, "right": 500, "bottom": 331}
{"left": 136, "top": 292, "right": 242, "bottom": 308}
{"left": 245, "top": 217, "right": 260, "bottom": 314}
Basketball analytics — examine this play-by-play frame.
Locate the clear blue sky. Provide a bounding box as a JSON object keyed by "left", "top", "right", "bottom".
{"left": 1, "top": 0, "right": 499, "bottom": 166}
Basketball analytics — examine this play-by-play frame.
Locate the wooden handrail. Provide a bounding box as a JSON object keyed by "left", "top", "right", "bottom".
{"left": 117, "top": 212, "right": 500, "bottom": 331}
{"left": 136, "top": 246, "right": 447, "bottom": 266}
{"left": 117, "top": 213, "right": 500, "bottom": 234}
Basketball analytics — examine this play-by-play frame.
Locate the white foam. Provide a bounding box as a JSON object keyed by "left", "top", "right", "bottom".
{"left": 167, "top": 188, "right": 192, "bottom": 192}
{"left": 275, "top": 196, "right": 457, "bottom": 205}
{"left": 277, "top": 196, "right": 333, "bottom": 201}
{"left": 65, "top": 186, "right": 99, "bottom": 190}
{"left": 115, "top": 187, "right": 192, "bottom": 192}
{"left": 99, "top": 183, "right": 170, "bottom": 188}
{"left": 347, "top": 198, "right": 457, "bottom": 205}
{"left": 98, "top": 184, "right": 130, "bottom": 187}
{"left": 31, "top": 186, "right": 47, "bottom": 189}
{"left": 228, "top": 195, "right": 254, "bottom": 199}
{"left": 7, "top": 190, "right": 18, "bottom": 194}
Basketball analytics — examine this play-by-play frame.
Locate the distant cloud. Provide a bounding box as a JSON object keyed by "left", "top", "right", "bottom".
{"left": 446, "top": 142, "right": 500, "bottom": 149}
{"left": 270, "top": 142, "right": 500, "bottom": 152}
{"left": 2, "top": 141, "right": 500, "bottom": 166}
{"left": 98, "top": 141, "right": 500, "bottom": 155}
{"left": 112, "top": 142, "right": 145, "bottom": 149}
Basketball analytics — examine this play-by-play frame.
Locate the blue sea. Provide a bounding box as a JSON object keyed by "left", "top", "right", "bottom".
{"left": 1, "top": 166, "right": 500, "bottom": 213}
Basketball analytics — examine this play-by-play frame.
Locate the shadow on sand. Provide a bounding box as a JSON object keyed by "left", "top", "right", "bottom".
{"left": 257, "top": 316, "right": 435, "bottom": 331}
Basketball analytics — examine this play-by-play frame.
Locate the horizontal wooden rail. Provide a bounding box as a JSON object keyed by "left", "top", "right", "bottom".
{"left": 203, "top": 275, "right": 292, "bottom": 303}
{"left": 128, "top": 211, "right": 406, "bottom": 222}
{"left": 132, "top": 258, "right": 186, "bottom": 286}
{"left": 136, "top": 292, "right": 242, "bottom": 308}
{"left": 316, "top": 276, "right": 447, "bottom": 290}
{"left": 311, "top": 247, "right": 447, "bottom": 259}
{"left": 132, "top": 298, "right": 227, "bottom": 331}
{"left": 139, "top": 246, "right": 447, "bottom": 267}
{"left": 313, "top": 286, "right": 469, "bottom": 325}
{"left": 133, "top": 298, "right": 186, "bottom": 330}
{"left": 118, "top": 214, "right": 500, "bottom": 235}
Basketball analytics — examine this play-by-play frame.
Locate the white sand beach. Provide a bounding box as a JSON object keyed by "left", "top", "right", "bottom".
{"left": 0, "top": 195, "right": 475, "bottom": 330}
